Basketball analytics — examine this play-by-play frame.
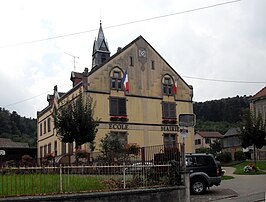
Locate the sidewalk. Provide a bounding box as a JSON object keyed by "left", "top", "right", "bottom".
{"left": 222, "top": 166, "right": 236, "bottom": 176}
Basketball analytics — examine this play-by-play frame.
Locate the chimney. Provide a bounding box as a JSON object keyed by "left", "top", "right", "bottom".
{"left": 83, "top": 67, "right": 89, "bottom": 91}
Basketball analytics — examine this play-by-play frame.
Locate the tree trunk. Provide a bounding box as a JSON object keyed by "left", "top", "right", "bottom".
{"left": 253, "top": 144, "right": 256, "bottom": 166}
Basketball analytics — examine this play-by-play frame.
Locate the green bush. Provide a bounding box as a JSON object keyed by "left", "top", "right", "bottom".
{"left": 234, "top": 151, "right": 246, "bottom": 161}
{"left": 196, "top": 147, "right": 210, "bottom": 153}
{"left": 216, "top": 152, "right": 232, "bottom": 163}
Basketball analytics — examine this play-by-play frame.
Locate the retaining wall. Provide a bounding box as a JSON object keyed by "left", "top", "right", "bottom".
{"left": 0, "top": 186, "right": 186, "bottom": 202}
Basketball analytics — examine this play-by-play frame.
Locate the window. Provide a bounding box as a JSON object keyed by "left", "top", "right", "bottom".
{"left": 130, "top": 56, "right": 134, "bottom": 66}
{"left": 162, "top": 102, "right": 176, "bottom": 119}
{"left": 48, "top": 143, "right": 51, "bottom": 154}
{"left": 68, "top": 143, "right": 74, "bottom": 155}
{"left": 151, "top": 60, "right": 155, "bottom": 70}
{"left": 110, "top": 97, "right": 127, "bottom": 116}
{"left": 163, "top": 77, "right": 173, "bottom": 96}
{"left": 205, "top": 138, "right": 210, "bottom": 144}
{"left": 163, "top": 134, "right": 177, "bottom": 147}
{"left": 40, "top": 123, "right": 42, "bottom": 136}
{"left": 54, "top": 141, "right": 57, "bottom": 156}
{"left": 110, "top": 131, "right": 128, "bottom": 145}
{"left": 186, "top": 156, "right": 210, "bottom": 167}
{"left": 195, "top": 139, "right": 201, "bottom": 145}
{"left": 40, "top": 146, "right": 43, "bottom": 158}
{"left": 44, "top": 145, "right": 47, "bottom": 156}
{"left": 195, "top": 156, "right": 210, "bottom": 166}
{"left": 44, "top": 120, "right": 46, "bottom": 134}
{"left": 47, "top": 118, "right": 51, "bottom": 132}
{"left": 62, "top": 142, "right": 66, "bottom": 155}
{"left": 111, "top": 71, "right": 122, "bottom": 90}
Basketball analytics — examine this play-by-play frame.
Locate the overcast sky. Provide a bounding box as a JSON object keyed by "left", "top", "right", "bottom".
{"left": 0, "top": 0, "right": 265, "bottom": 118}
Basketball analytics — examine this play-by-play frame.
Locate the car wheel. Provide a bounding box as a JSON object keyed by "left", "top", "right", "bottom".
{"left": 191, "top": 178, "right": 207, "bottom": 195}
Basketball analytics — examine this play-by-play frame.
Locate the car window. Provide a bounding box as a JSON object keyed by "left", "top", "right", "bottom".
{"left": 186, "top": 157, "right": 194, "bottom": 167}
{"left": 195, "top": 156, "right": 210, "bottom": 166}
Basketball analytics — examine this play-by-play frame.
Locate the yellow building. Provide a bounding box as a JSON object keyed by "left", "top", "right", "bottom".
{"left": 37, "top": 23, "right": 195, "bottom": 160}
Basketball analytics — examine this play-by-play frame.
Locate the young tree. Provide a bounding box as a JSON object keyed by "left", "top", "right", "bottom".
{"left": 99, "top": 134, "right": 125, "bottom": 163}
{"left": 209, "top": 140, "right": 222, "bottom": 156}
{"left": 240, "top": 110, "right": 266, "bottom": 164}
{"left": 53, "top": 94, "right": 99, "bottom": 150}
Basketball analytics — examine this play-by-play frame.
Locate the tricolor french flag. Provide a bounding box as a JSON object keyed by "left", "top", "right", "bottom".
{"left": 122, "top": 69, "right": 129, "bottom": 92}
{"left": 172, "top": 81, "right": 177, "bottom": 94}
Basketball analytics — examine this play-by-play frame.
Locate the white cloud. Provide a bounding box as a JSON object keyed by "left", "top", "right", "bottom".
{"left": 0, "top": 0, "right": 265, "bottom": 117}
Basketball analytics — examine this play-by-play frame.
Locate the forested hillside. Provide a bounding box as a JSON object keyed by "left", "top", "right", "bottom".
{"left": 0, "top": 96, "right": 251, "bottom": 146}
{"left": 0, "top": 108, "right": 37, "bottom": 147}
{"left": 193, "top": 96, "right": 250, "bottom": 134}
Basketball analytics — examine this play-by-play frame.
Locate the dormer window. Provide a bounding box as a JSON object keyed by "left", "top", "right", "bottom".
{"left": 163, "top": 77, "right": 173, "bottom": 96}
{"left": 111, "top": 70, "right": 122, "bottom": 90}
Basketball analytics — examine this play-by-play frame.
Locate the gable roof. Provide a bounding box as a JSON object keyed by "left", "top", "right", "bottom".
{"left": 224, "top": 127, "right": 241, "bottom": 137}
{"left": 250, "top": 86, "right": 266, "bottom": 102}
{"left": 0, "top": 138, "right": 29, "bottom": 148}
{"left": 196, "top": 131, "right": 223, "bottom": 138}
{"left": 89, "top": 35, "right": 192, "bottom": 90}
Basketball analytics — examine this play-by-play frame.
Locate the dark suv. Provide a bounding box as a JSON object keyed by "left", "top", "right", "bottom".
{"left": 186, "top": 153, "right": 222, "bottom": 194}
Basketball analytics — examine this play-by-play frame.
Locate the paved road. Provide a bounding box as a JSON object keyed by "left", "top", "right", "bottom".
{"left": 190, "top": 167, "right": 266, "bottom": 202}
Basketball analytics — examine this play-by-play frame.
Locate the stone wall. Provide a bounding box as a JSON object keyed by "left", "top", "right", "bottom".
{"left": 0, "top": 186, "right": 186, "bottom": 202}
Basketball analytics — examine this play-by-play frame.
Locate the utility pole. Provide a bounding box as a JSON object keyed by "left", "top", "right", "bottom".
{"left": 64, "top": 52, "right": 79, "bottom": 71}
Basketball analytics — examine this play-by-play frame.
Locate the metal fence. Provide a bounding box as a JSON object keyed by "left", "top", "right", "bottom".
{"left": 0, "top": 144, "right": 184, "bottom": 198}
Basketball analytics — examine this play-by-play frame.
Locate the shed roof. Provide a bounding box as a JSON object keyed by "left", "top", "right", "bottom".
{"left": 0, "top": 138, "right": 29, "bottom": 148}
{"left": 196, "top": 131, "right": 223, "bottom": 138}
{"left": 224, "top": 127, "right": 241, "bottom": 137}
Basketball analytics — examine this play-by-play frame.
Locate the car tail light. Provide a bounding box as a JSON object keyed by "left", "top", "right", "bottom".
{"left": 217, "top": 168, "right": 221, "bottom": 176}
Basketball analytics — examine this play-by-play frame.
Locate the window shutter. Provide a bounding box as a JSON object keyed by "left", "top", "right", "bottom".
{"left": 119, "top": 98, "right": 126, "bottom": 116}
{"left": 110, "top": 97, "right": 118, "bottom": 116}
{"left": 169, "top": 103, "right": 176, "bottom": 118}
{"left": 162, "top": 102, "right": 168, "bottom": 118}
{"left": 110, "top": 97, "right": 126, "bottom": 116}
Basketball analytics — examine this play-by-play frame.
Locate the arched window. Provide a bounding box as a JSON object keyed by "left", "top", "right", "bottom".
{"left": 110, "top": 68, "right": 123, "bottom": 91}
{"left": 162, "top": 75, "right": 174, "bottom": 96}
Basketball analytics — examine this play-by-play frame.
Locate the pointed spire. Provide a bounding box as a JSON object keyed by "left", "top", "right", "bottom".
{"left": 92, "top": 21, "right": 111, "bottom": 68}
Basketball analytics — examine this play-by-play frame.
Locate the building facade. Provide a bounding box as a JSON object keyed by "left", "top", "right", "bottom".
{"left": 37, "top": 24, "right": 195, "bottom": 160}
{"left": 249, "top": 86, "right": 266, "bottom": 160}
{"left": 194, "top": 131, "right": 223, "bottom": 151}
{"left": 222, "top": 128, "right": 243, "bottom": 160}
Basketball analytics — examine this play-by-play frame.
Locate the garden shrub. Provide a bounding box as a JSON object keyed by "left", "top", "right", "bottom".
{"left": 234, "top": 151, "right": 246, "bottom": 161}
{"left": 216, "top": 152, "right": 232, "bottom": 163}
{"left": 196, "top": 147, "right": 210, "bottom": 153}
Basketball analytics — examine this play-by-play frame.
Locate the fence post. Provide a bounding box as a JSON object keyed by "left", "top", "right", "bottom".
{"left": 59, "top": 164, "right": 62, "bottom": 193}
{"left": 123, "top": 162, "right": 126, "bottom": 189}
{"left": 184, "top": 171, "right": 190, "bottom": 202}
{"left": 141, "top": 147, "right": 145, "bottom": 163}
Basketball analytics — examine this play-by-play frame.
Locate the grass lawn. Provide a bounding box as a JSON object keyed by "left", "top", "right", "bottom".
{"left": 222, "top": 175, "right": 234, "bottom": 180}
{"left": 0, "top": 173, "right": 109, "bottom": 197}
{"left": 233, "top": 160, "right": 266, "bottom": 175}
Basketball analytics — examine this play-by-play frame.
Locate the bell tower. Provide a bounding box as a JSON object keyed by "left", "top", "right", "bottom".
{"left": 92, "top": 21, "right": 111, "bottom": 68}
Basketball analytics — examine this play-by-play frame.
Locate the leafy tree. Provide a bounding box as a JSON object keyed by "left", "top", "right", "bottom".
{"left": 53, "top": 94, "right": 99, "bottom": 150}
{"left": 0, "top": 108, "right": 36, "bottom": 147}
{"left": 194, "top": 96, "right": 250, "bottom": 123}
{"left": 240, "top": 110, "right": 266, "bottom": 164}
{"left": 99, "top": 133, "right": 125, "bottom": 163}
{"left": 209, "top": 140, "right": 222, "bottom": 156}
